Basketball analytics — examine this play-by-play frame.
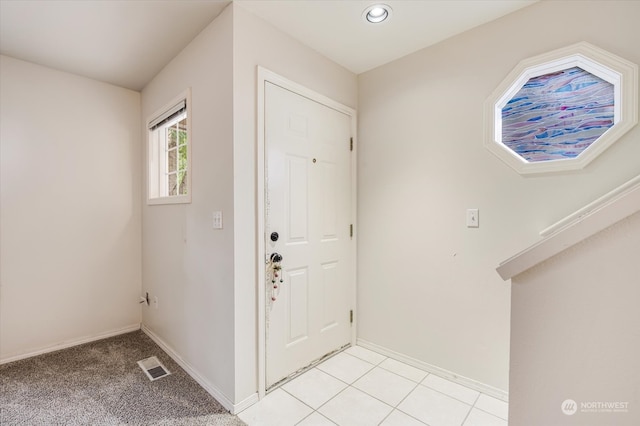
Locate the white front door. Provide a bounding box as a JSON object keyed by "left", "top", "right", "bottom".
{"left": 265, "top": 81, "right": 353, "bottom": 389}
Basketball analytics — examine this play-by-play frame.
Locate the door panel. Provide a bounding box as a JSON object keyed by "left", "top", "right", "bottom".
{"left": 286, "top": 155, "right": 308, "bottom": 243}
{"left": 320, "top": 261, "right": 339, "bottom": 332}
{"left": 319, "top": 161, "right": 338, "bottom": 240}
{"left": 265, "top": 81, "right": 352, "bottom": 388}
{"left": 286, "top": 267, "right": 309, "bottom": 346}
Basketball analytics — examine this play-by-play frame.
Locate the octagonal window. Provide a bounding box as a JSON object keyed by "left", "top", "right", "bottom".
{"left": 484, "top": 42, "right": 637, "bottom": 174}
{"left": 502, "top": 67, "right": 614, "bottom": 162}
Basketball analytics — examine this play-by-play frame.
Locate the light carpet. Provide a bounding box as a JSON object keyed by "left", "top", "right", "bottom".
{"left": 0, "top": 330, "right": 246, "bottom": 426}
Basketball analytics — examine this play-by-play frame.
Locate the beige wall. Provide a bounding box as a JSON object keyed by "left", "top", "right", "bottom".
{"left": 140, "top": 5, "right": 235, "bottom": 404}
{"left": 510, "top": 210, "right": 640, "bottom": 425}
{"left": 5, "top": 0, "right": 637, "bottom": 412}
{"left": 357, "top": 0, "right": 640, "bottom": 392}
{"left": 140, "top": 3, "right": 357, "bottom": 408}
{"left": 231, "top": 3, "right": 358, "bottom": 404}
{"left": 0, "top": 55, "right": 141, "bottom": 362}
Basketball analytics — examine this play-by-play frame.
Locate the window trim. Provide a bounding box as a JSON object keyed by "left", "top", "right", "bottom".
{"left": 147, "top": 88, "right": 192, "bottom": 205}
{"left": 484, "top": 42, "right": 638, "bottom": 175}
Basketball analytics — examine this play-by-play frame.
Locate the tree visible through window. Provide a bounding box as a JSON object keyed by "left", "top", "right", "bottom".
{"left": 147, "top": 90, "right": 191, "bottom": 204}
{"left": 166, "top": 118, "right": 188, "bottom": 196}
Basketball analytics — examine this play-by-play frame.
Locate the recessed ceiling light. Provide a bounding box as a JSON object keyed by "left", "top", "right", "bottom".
{"left": 363, "top": 4, "right": 392, "bottom": 24}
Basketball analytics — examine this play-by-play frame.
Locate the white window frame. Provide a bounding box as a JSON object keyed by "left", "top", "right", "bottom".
{"left": 484, "top": 42, "right": 638, "bottom": 175}
{"left": 147, "top": 88, "right": 192, "bottom": 205}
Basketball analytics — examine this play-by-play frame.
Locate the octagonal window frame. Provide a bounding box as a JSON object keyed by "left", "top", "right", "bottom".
{"left": 484, "top": 42, "right": 638, "bottom": 175}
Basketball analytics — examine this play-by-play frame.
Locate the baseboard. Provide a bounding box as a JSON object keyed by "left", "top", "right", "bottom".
{"left": 141, "top": 324, "right": 243, "bottom": 414}
{"left": 0, "top": 323, "right": 141, "bottom": 365}
{"left": 234, "top": 392, "right": 260, "bottom": 414}
{"left": 357, "top": 338, "right": 509, "bottom": 402}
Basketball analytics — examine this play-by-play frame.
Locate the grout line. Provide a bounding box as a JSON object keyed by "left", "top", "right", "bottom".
{"left": 473, "top": 406, "right": 508, "bottom": 422}
{"left": 317, "top": 384, "right": 351, "bottom": 408}
{"left": 392, "top": 379, "right": 421, "bottom": 408}
{"left": 358, "top": 339, "right": 508, "bottom": 402}
{"left": 268, "top": 345, "right": 351, "bottom": 392}
{"left": 377, "top": 361, "right": 429, "bottom": 383}
{"left": 319, "top": 412, "right": 339, "bottom": 425}
{"left": 294, "top": 411, "right": 315, "bottom": 426}
{"left": 471, "top": 392, "right": 481, "bottom": 406}
{"left": 473, "top": 393, "right": 509, "bottom": 420}
{"left": 392, "top": 407, "right": 432, "bottom": 426}
{"left": 346, "top": 346, "right": 389, "bottom": 366}
{"left": 273, "top": 347, "right": 499, "bottom": 426}
{"left": 316, "top": 353, "right": 376, "bottom": 385}
{"left": 345, "top": 382, "right": 396, "bottom": 410}
{"left": 414, "top": 382, "right": 475, "bottom": 408}
{"left": 377, "top": 411, "right": 394, "bottom": 425}
{"left": 460, "top": 404, "right": 474, "bottom": 426}
{"left": 333, "top": 384, "right": 395, "bottom": 425}
{"left": 321, "top": 372, "right": 351, "bottom": 387}
{"left": 419, "top": 374, "right": 486, "bottom": 407}
{"left": 279, "top": 386, "right": 316, "bottom": 412}
{"left": 352, "top": 368, "right": 426, "bottom": 409}
{"left": 294, "top": 410, "right": 338, "bottom": 426}
{"left": 320, "top": 411, "right": 339, "bottom": 426}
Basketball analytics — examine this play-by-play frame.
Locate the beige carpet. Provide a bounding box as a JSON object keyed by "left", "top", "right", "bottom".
{"left": 0, "top": 330, "right": 246, "bottom": 426}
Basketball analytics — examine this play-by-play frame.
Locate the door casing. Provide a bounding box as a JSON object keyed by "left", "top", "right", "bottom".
{"left": 256, "top": 67, "right": 357, "bottom": 398}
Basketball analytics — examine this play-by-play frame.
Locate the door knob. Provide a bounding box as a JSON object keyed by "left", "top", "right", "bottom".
{"left": 270, "top": 252, "right": 283, "bottom": 263}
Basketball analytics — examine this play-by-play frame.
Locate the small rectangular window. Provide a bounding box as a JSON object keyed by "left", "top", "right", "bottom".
{"left": 148, "top": 89, "right": 191, "bottom": 204}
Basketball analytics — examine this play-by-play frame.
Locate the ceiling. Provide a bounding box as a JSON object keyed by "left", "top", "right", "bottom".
{"left": 0, "top": 0, "right": 536, "bottom": 91}
{"left": 238, "top": 1, "right": 536, "bottom": 75}
{"left": 0, "top": 0, "right": 230, "bottom": 91}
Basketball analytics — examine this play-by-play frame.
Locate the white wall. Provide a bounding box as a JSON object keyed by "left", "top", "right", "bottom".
{"left": 139, "top": 3, "right": 356, "bottom": 408}
{"left": 140, "top": 5, "right": 235, "bottom": 405}
{"left": 357, "top": 0, "right": 640, "bottom": 392}
{"left": 510, "top": 210, "right": 640, "bottom": 425}
{"left": 231, "top": 3, "right": 357, "bottom": 404}
{"left": 0, "top": 55, "right": 141, "bottom": 362}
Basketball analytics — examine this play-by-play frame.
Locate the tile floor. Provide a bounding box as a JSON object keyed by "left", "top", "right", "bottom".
{"left": 238, "top": 346, "right": 508, "bottom": 426}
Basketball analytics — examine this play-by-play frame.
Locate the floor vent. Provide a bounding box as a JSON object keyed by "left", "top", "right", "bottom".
{"left": 137, "top": 356, "right": 171, "bottom": 381}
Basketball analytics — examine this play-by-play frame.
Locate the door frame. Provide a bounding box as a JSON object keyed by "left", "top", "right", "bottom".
{"left": 256, "top": 67, "right": 357, "bottom": 398}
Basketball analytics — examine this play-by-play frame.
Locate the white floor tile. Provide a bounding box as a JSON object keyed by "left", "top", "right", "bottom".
{"left": 463, "top": 408, "right": 507, "bottom": 426}
{"left": 398, "top": 385, "right": 472, "bottom": 426}
{"left": 240, "top": 345, "right": 510, "bottom": 426}
{"left": 353, "top": 367, "right": 418, "bottom": 407}
{"left": 380, "top": 409, "right": 428, "bottom": 426}
{"left": 422, "top": 374, "right": 480, "bottom": 405}
{"left": 318, "top": 387, "right": 393, "bottom": 426}
{"left": 345, "top": 345, "right": 387, "bottom": 365}
{"left": 474, "top": 394, "right": 508, "bottom": 420}
{"left": 296, "top": 412, "right": 337, "bottom": 426}
{"left": 238, "top": 389, "right": 313, "bottom": 426}
{"left": 316, "top": 352, "right": 374, "bottom": 384}
{"left": 283, "top": 368, "right": 348, "bottom": 409}
{"left": 378, "top": 358, "right": 428, "bottom": 383}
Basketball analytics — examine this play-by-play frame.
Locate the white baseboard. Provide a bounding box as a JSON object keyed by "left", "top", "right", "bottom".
{"left": 357, "top": 338, "right": 509, "bottom": 402}
{"left": 234, "top": 392, "right": 260, "bottom": 414}
{"left": 141, "top": 324, "right": 244, "bottom": 414}
{"left": 0, "top": 323, "right": 141, "bottom": 365}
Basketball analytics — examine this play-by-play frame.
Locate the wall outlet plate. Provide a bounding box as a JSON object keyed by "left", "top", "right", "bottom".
{"left": 213, "top": 211, "right": 223, "bottom": 229}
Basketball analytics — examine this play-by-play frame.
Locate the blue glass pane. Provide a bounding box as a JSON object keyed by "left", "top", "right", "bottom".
{"left": 502, "top": 67, "right": 614, "bottom": 162}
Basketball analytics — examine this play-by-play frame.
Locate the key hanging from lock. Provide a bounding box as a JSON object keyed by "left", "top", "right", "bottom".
{"left": 268, "top": 252, "right": 284, "bottom": 302}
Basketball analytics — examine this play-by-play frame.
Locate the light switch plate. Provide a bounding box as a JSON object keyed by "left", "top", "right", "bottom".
{"left": 467, "top": 209, "right": 479, "bottom": 228}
